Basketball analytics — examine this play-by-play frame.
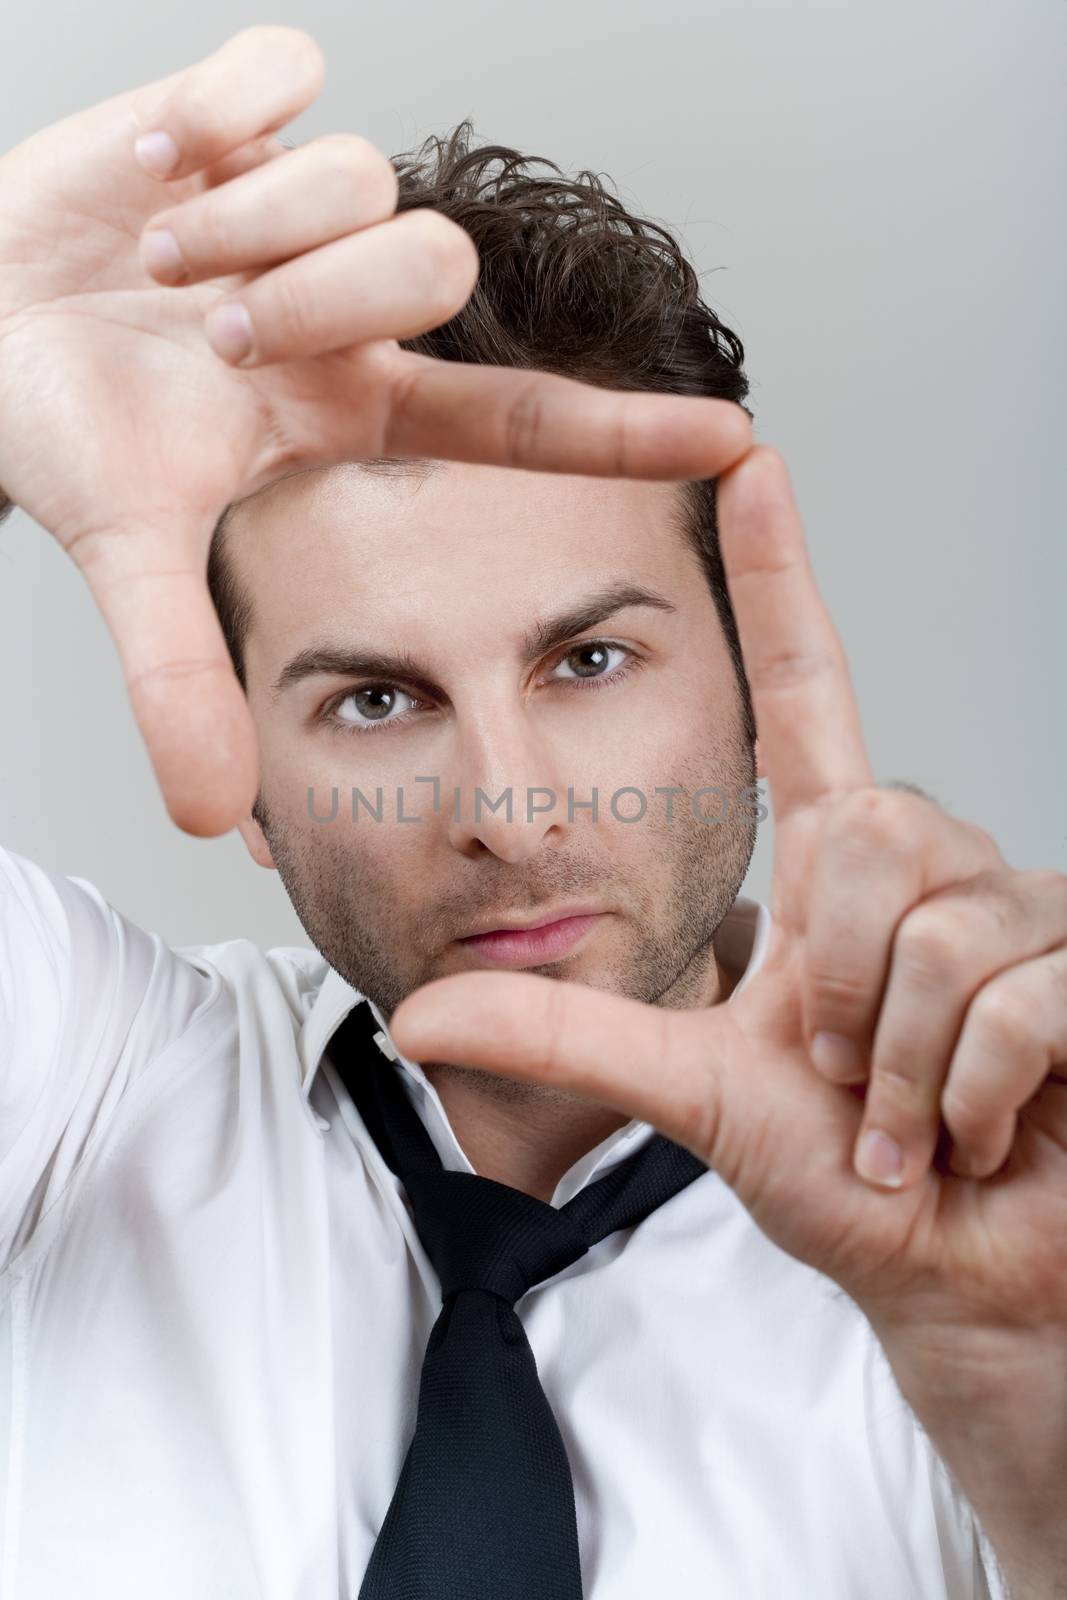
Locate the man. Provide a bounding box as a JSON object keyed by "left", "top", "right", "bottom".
{"left": 0, "top": 24, "right": 1063, "bottom": 1600}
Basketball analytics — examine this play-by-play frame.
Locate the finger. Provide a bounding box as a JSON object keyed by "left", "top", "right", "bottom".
{"left": 940, "top": 939, "right": 1067, "bottom": 1179}
{"left": 131, "top": 25, "right": 325, "bottom": 183}
{"left": 67, "top": 520, "right": 259, "bottom": 837}
{"left": 388, "top": 970, "right": 730, "bottom": 1164}
{"left": 201, "top": 207, "right": 478, "bottom": 367}
{"left": 805, "top": 792, "right": 1002, "bottom": 1079}
{"left": 714, "top": 447, "right": 872, "bottom": 821}
{"left": 374, "top": 349, "right": 755, "bottom": 479}
{"left": 851, "top": 869, "right": 1067, "bottom": 1188}
{"left": 197, "top": 133, "right": 293, "bottom": 192}
{"left": 140, "top": 134, "right": 398, "bottom": 286}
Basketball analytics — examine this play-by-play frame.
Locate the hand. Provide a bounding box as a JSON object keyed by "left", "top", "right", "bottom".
{"left": 390, "top": 444, "right": 1067, "bottom": 1351}
{"left": 0, "top": 25, "right": 750, "bottom": 837}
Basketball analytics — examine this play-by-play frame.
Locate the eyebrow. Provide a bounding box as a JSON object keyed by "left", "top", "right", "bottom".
{"left": 268, "top": 580, "right": 677, "bottom": 701}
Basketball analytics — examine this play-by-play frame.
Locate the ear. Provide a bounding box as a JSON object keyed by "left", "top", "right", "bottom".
{"left": 236, "top": 810, "right": 277, "bottom": 871}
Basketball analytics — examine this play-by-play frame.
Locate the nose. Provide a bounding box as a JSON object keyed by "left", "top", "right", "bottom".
{"left": 444, "top": 702, "right": 571, "bottom": 863}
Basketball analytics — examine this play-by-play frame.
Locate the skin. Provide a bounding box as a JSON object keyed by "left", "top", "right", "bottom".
{"left": 0, "top": 24, "right": 753, "bottom": 837}
{"left": 231, "top": 458, "right": 763, "bottom": 1201}
{"left": 3, "top": 24, "right": 1062, "bottom": 1592}
{"left": 388, "top": 449, "right": 1067, "bottom": 1595}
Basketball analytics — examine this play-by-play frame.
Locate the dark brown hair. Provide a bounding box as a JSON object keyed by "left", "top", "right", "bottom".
{"left": 208, "top": 122, "right": 756, "bottom": 743}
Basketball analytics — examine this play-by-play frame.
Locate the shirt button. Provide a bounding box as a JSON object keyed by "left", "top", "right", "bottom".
{"left": 373, "top": 1029, "right": 400, "bottom": 1062}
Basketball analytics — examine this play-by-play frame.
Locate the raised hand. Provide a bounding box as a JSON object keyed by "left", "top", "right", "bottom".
{"left": 389, "top": 445, "right": 1067, "bottom": 1584}
{"left": 0, "top": 25, "right": 751, "bottom": 836}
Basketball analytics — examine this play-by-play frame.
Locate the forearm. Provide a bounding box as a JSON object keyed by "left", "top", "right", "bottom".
{"left": 877, "top": 1321, "right": 1067, "bottom": 1599}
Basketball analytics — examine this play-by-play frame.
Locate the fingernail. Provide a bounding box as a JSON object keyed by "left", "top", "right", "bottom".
{"left": 205, "top": 302, "right": 254, "bottom": 365}
{"left": 134, "top": 130, "right": 180, "bottom": 178}
{"left": 855, "top": 1128, "right": 904, "bottom": 1188}
{"left": 811, "top": 1031, "right": 865, "bottom": 1082}
{"left": 140, "top": 228, "right": 186, "bottom": 283}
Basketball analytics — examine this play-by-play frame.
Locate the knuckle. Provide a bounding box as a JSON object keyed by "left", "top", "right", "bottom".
{"left": 739, "top": 442, "right": 790, "bottom": 492}
{"left": 1020, "top": 866, "right": 1067, "bottom": 906}
{"left": 894, "top": 903, "right": 968, "bottom": 981}
{"left": 63, "top": 514, "right": 171, "bottom": 575}
{"left": 981, "top": 878, "right": 1022, "bottom": 933}
{"left": 321, "top": 131, "right": 396, "bottom": 183}
{"left": 381, "top": 358, "right": 424, "bottom": 449}
{"left": 408, "top": 209, "right": 479, "bottom": 311}
{"left": 61, "top": 520, "right": 115, "bottom": 570}
{"left": 320, "top": 133, "right": 398, "bottom": 208}
{"left": 126, "top": 654, "right": 232, "bottom": 700}
{"left": 261, "top": 263, "right": 313, "bottom": 346}
{"left": 503, "top": 377, "right": 549, "bottom": 468}
{"left": 899, "top": 874, "right": 1028, "bottom": 970}
{"left": 611, "top": 394, "right": 639, "bottom": 479}
{"left": 869, "top": 1060, "right": 931, "bottom": 1119}
{"left": 940, "top": 1082, "right": 988, "bottom": 1142}
{"left": 534, "top": 981, "right": 569, "bottom": 1079}
{"left": 174, "top": 81, "right": 231, "bottom": 152}
{"left": 806, "top": 963, "right": 870, "bottom": 1011}
{"left": 182, "top": 194, "right": 239, "bottom": 265}
{"left": 653, "top": 1009, "right": 719, "bottom": 1163}
{"left": 834, "top": 786, "right": 915, "bottom": 858}
{"left": 964, "top": 819, "right": 1000, "bottom": 860}
{"left": 967, "top": 983, "right": 1034, "bottom": 1054}
{"left": 750, "top": 645, "right": 836, "bottom": 695}
{"left": 943, "top": 866, "right": 1016, "bottom": 911}
{"left": 319, "top": 130, "right": 370, "bottom": 170}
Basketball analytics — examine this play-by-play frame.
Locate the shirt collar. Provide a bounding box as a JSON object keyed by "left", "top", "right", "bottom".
{"left": 298, "top": 893, "right": 772, "bottom": 1107}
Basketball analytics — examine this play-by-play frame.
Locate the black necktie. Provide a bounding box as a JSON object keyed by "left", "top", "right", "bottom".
{"left": 327, "top": 998, "right": 708, "bottom": 1600}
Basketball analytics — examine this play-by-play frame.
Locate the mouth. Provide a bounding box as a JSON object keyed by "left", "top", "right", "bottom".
{"left": 453, "top": 911, "right": 607, "bottom": 967}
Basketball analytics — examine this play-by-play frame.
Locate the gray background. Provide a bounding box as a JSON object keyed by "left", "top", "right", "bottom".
{"left": 1, "top": 0, "right": 1063, "bottom": 953}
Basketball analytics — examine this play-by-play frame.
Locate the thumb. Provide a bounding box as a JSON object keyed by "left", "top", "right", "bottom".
{"left": 74, "top": 520, "right": 259, "bottom": 836}
{"left": 389, "top": 970, "right": 736, "bottom": 1164}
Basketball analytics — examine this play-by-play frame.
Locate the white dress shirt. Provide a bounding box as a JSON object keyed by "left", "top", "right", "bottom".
{"left": 0, "top": 842, "right": 1008, "bottom": 1599}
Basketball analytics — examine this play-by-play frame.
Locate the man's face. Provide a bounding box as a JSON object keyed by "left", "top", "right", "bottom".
{"left": 234, "top": 460, "right": 760, "bottom": 1021}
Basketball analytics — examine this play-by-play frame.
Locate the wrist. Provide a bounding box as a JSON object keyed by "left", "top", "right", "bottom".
{"left": 870, "top": 1316, "right": 1067, "bottom": 1596}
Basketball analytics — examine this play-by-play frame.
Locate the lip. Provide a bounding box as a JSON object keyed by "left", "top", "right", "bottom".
{"left": 454, "top": 912, "right": 607, "bottom": 967}
{"left": 455, "top": 903, "right": 609, "bottom": 939}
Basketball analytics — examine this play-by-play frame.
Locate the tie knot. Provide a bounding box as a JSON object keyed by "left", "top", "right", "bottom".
{"left": 402, "top": 1167, "right": 592, "bottom": 1305}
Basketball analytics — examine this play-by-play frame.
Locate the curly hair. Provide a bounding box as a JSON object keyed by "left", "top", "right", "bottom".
{"left": 208, "top": 121, "right": 756, "bottom": 743}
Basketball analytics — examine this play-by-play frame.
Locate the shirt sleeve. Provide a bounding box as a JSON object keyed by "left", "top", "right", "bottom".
{"left": 971, "top": 1511, "right": 1011, "bottom": 1600}
{"left": 0, "top": 842, "right": 214, "bottom": 1273}
{"left": 928, "top": 1421, "right": 1013, "bottom": 1600}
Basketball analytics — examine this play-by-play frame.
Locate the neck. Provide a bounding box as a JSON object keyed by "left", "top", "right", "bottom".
{"left": 421, "top": 953, "right": 736, "bottom": 1204}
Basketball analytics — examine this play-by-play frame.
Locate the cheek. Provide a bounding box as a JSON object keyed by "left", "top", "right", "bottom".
{"left": 582, "top": 705, "right": 691, "bottom": 788}
{"left": 593, "top": 692, "right": 747, "bottom": 827}
{"left": 559, "top": 742, "right": 688, "bottom": 838}
{"left": 276, "top": 813, "right": 428, "bottom": 926}
{"left": 255, "top": 730, "right": 400, "bottom": 827}
{"left": 250, "top": 721, "right": 313, "bottom": 809}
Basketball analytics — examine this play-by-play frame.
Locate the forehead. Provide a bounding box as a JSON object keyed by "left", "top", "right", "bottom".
{"left": 229, "top": 461, "right": 695, "bottom": 675}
